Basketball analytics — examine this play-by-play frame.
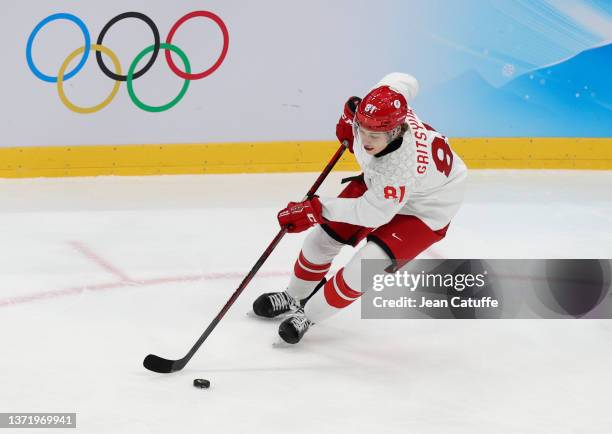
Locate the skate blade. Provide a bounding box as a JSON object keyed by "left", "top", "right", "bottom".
{"left": 272, "top": 337, "right": 294, "bottom": 348}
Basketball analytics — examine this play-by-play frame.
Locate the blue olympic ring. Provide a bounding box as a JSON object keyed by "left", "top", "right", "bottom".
{"left": 26, "top": 13, "right": 91, "bottom": 83}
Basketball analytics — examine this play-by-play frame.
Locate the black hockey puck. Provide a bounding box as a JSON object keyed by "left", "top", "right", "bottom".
{"left": 193, "top": 378, "right": 210, "bottom": 389}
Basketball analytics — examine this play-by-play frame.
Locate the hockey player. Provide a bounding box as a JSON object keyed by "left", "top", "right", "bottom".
{"left": 252, "top": 73, "right": 467, "bottom": 344}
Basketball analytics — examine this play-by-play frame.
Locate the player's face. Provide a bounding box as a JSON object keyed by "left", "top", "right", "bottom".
{"left": 358, "top": 126, "right": 390, "bottom": 155}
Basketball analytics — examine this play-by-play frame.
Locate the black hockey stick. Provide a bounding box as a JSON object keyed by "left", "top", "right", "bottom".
{"left": 143, "top": 141, "right": 349, "bottom": 373}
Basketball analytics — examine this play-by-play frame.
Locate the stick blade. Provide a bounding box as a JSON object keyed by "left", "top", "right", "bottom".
{"left": 143, "top": 354, "right": 177, "bottom": 373}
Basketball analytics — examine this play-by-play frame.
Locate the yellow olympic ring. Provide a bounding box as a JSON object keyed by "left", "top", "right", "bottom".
{"left": 57, "top": 44, "right": 121, "bottom": 114}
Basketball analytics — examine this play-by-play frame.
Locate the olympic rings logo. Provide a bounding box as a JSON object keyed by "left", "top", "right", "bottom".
{"left": 26, "top": 11, "right": 229, "bottom": 114}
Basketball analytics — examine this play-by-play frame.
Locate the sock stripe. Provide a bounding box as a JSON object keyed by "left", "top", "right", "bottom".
{"left": 331, "top": 277, "right": 356, "bottom": 302}
{"left": 296, "top": 256, "right": 328, "bottom": 274}
{"left": 299, "top": 251, "right": 331, "bottom": 271}
{"left": 335, "top": 268, "right": 361, "bottom": 299}
{"left": 294, "top": 263, "right": 327, "bottom": 281}
{"left": 323, "top": 268, "right": 362, "bottom": 308}
{"left": 294, "top": 251, "right": 331, "bottom": 281}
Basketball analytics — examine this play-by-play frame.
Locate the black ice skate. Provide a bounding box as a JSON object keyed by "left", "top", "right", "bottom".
{"left": 278, "top": 310, "right": 312, "bottom": 344}
{"left": 252, "top": 291, "right": 299, "bottom": 318}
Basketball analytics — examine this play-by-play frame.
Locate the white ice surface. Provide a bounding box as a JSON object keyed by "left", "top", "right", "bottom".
{"left": 1, "top": 170, "right": 612, "bottom": 434}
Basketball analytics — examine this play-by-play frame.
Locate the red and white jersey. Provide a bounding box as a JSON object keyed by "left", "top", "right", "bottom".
{"left": 320, "top": 74, "right": 467, "bottom": 231}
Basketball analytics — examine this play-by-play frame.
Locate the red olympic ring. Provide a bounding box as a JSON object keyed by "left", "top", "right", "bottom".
{"left": 165, "top": 11, "right": 229, "bottom": 80}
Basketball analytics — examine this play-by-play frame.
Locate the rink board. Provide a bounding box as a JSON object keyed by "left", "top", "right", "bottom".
{"left": 1, "top": 138, "right": 611, "bottom": 178}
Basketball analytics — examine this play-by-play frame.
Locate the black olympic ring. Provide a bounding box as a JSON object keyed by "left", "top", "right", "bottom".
{"left": 95, "top": 12, "right": 161, "bottom": 82}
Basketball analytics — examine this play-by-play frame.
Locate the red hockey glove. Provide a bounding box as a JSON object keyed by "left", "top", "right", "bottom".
{"left": 277, "top": 197, "right": 323, "bottom": 233}
{"left": 336, "top": 96, "right": 361, "bottom": 153}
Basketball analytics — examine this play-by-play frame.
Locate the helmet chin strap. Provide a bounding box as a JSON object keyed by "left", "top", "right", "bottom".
{"left": 385, "top": 125, "right": 402, "bottom": 144}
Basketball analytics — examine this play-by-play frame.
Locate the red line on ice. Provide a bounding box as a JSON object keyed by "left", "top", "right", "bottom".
{"left": 68, "top": 240, "right": 132, "bottom": 282}
{"left": 0, "top": 270, "right": 291, "bottom": 308}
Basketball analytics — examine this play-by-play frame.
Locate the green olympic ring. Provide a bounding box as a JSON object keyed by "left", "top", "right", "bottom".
{"left": 127, "top": 43, "right": 191, "bottom": 113}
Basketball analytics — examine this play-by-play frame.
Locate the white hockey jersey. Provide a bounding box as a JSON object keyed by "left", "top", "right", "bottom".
{"left": 320, "top": 73, "right": 467, "bottom": 231}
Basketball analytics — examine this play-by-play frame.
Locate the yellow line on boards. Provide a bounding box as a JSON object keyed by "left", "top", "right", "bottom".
{"left": 0, "top": 138, "right": 611, "bottom": 178}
